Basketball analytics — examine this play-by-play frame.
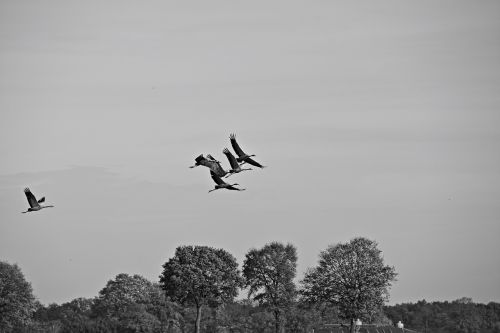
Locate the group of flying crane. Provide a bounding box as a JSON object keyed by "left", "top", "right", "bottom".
{"left": 21, "top": 134, "right": 264, "bottom": 213}
{"left": 189, "top": 134, "right": 265, "bottom": 193}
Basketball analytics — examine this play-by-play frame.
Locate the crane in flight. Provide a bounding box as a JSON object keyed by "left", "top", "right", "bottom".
{"left": 229, "top": 134, "right": 265, "bottom": 168}
{"left": 22, "top": 188, "right": 54, "bottom": 213}
{"left": 208, "top": 171, "right": 245, "bottom": 193}
{"left": 223, "top": 148, "right": 252, "bottom": 177}
{"left": 189, "top": 154, "right": 228, "bottom": 178}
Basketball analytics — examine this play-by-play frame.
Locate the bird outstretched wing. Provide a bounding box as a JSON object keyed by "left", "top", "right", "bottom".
{"left": 24, "top": 188, "right": 40, "bottom": 208}
{"left": 210, "top": 171, "right": 226, "bottom": 186}
{"left": 223, "top": 148, "right": 239, "bottom": 169}
{"left": 37, "top": 197, "right": 45, "bottom": 203}
{"left": 211, "top": 164, "right": 227, "bottom": 177}
{"left": 206, "top": 155, "right": 226, "bottom": 177}
{"left": 244, "top": 157, "right": 265, "bottom": 168}
{"left": 230, "top": 133, "right": 246, "bottom": 157}
{"left": 192, "top": 154, "right": 227, "bottom": 177}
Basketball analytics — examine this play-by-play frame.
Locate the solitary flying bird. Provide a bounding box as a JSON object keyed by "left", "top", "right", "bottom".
{"left": 229, "top": 134, "right": 265, "bottom": 168}
{"left": 223, "top": 148, "right": 252, "bottom": 177}
{"left": 22, "top": 188, "right": 54, "bottom": 213}
{"left": 189, "top": 154, "right": 228, "bottom": 178}
{"left": 208, "top": 171, "right": 245, "bottom": 193}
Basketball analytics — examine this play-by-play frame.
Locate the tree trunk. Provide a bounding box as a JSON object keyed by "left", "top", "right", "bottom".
{"left": 211, "top": 306, "right": 218, "bottom": 333}
{"left": 350, "top": 318, "right": 355, "bottom": 333}
{"left": 195, "top": 304, "right": 202, "bottom": 333}
{"left": 274, "top": 310, "right": 281, "bottom": 333}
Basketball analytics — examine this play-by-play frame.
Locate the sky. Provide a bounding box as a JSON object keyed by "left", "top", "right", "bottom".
{"left": 1, "top": 0, "right": 499, "bottom": 306}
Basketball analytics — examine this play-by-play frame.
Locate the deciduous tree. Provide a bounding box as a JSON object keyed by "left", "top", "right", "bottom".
{"left": 0, "top": 261, "right": 37, "bottom": 332}
{"left": 93, "top": 273, "right": 176, "bottom": 332}
{"left": 300, "top": 237, "right": 397, "bottom": 333}
{"left": 242, "top": 242, "right": 297, "bottom": 333}
{"left": 159, "top": 245, "right": 243, "bottom": 333}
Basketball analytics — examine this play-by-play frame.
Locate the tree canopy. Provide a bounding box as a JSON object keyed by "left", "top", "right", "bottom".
{"left": 0, "top": 261, "right": 37, "bottom": 332}
{"left": 243, "top": 242, "right": 298, "bottom": 333}
{"left": 385, "top": 299, "right": 500, "bottom": 333}
{"left": 7, "top": 242, "right": 500, "bottom": 333}
{"left": 159, "top": 245, "right": 243, "bottom": 333}
{"left": 31, "top": 274, "right": 181, "bottom": 333}
{"left": 93, "top": 273, "right": 161, "bottom": 318}
{"left": 300, "top": 237, "right": 397, "bottom": 333}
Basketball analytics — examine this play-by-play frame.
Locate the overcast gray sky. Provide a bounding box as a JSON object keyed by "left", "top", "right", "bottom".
{"left": 1, "top": 0, "right": 499, "bottom": 305}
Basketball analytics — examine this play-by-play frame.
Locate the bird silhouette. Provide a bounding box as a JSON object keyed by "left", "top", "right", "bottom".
{"left": 208, "top": 171, "right": 245, "bottom": 193}
{"left": 22, "top": 188, "right": 54, "bottom": 213}
{"left": 229, "top": 134, "right": 265, "bottom": 168}
{"left": 189, "top": 154, "right": 228, "bottom": 178}
{"left": 223, "top": 148, "right": 252, "bottom": 177}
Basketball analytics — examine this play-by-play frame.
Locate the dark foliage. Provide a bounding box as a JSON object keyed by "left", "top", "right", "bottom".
{"left": 4, "top": 241, "right": 500, "bottom": 333}
{"left": 21, "top": 289, "right": 500, "bottom": 333}
{"left": 301, "top": 237, "right": 397, "bottom": 333}
{"left": 385, "top": 298, "right": 500, "bottom": 333}
{"left": 159, "top": 245, "right": 244, "bottom": 333}
{"left": 243, "top": 242, "right": 298, "bottom": 333}
{"left": 0, "top": 261, "right": 37, "bottom": 332}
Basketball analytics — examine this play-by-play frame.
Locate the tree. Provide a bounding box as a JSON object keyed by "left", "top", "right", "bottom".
{"left": 384, "top": 300, "right": 500, "bottom": 333}
{"left": 41, "top": 298, "right": 95, "bottom": 333}
{"left": 94, "top": 274, "right": 157, "bottom": 317}
{"left": 159, "top": 245, "right": 243, "bottom": 333}
{"left": 242, "top": 242, "right": 297, "bottom": 333}
{"left": 300, "top": 237, "right": 397, "bottom": 333}
{"left": 452, "top": 298, "right": 482, "bottom": 333}
{"left": 92, "top": 273, "right": 177, "bottom": 332}
{"left": 0, "top": 261, "right": 37, "bottom": 332}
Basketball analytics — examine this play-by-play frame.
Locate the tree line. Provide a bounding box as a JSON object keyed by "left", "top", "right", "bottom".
{"left": 3, "top": 236, "right": 466, "bottom": 333}
{"left": 384, "top": 298, "right": 500, "bottom": 333}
